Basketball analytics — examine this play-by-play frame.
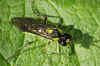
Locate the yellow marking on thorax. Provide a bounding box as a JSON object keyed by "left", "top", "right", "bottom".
{"left": 52, "top": 38, "right": 59, "bottom": 41}
{"left": 46, "top": 29, "right": 54, "bottom": 34}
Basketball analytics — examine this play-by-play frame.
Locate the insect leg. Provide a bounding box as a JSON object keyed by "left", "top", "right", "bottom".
{"left": 42, "top": 16, "right": 48, "bottom": 25}
{"left": 32, "top": 9, "right": 64, "bottom": 26}
{"left": 57, "top": 17, "right": 63, "bottom": 27}
{"left": 40, "top": 15, "right": 63, "bottom": 27}
{"left": 38, "top": 15, "right": 63, "bottom": 27}
{"left": 42, "top": 15, "right": 64, "bottom": 27}
{"left": 32, "top": 9, "right": 63, "bottom": 25}
{"left": 37, "top": 14, "right": 61, "bottom": 25}
{"left": 56, "top": 41, "right": 61, "bottom": 54}
{"left": 32, "top": 9, "right": 60, "bottom": 18}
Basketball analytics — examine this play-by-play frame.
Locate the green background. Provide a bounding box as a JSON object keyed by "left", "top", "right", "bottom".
{"left": 0, "top": 0, "right": 100, "bottom": 66}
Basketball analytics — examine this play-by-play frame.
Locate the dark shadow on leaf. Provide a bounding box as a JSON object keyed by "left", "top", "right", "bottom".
{"left": 61, "top": 25, "right": 94, "bottom": 49}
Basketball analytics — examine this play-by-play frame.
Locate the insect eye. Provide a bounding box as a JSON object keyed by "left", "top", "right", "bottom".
{"left": 46, "top": 29, "right": 54, "bottom": 34}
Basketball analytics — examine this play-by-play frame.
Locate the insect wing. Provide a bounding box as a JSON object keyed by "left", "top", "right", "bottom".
{"left": 11, "top": 17, "right": 58, "bottom": 40}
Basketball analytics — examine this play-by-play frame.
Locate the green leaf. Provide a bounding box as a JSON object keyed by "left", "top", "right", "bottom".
{"left": 0, "top": 0, "right": 100, "bottom": 66}
{"left": 49, "top": 0, "right": 75, "bottom": 8}
{"left": 0, "top": 53, "right": 10, "bottom": 66}
{"left": 0, "top": 0, "right": 25, "bottom": 65}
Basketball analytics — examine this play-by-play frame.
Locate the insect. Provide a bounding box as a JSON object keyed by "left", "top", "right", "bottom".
{"left": 11, "top": 15, "right": 72, "bottom": 46}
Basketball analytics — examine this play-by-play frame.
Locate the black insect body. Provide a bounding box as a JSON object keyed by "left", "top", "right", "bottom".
{"left": 58, "top": 34, "right": 72, "bottom": 46}
{"left": 11, "top": 16, "right": 72, "bottom": 46}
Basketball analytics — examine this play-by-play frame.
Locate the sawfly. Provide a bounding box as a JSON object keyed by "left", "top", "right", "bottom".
{"left": 11, "top": 15, "right": 72, "bottom": 46}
